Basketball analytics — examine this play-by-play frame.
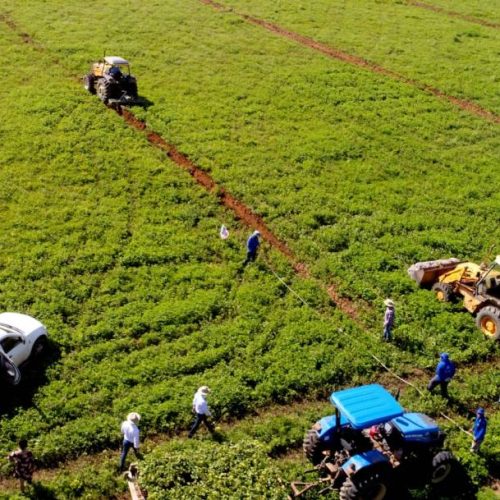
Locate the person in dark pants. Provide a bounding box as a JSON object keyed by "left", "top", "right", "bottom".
{"left": 382, "top": 299, "right": 395, "bottom": 341}
{"left": 188, "top": 386, "right": 215, "bottom": 438}
{"left": 471, "top": 407, "right": 487, "bottom": 453}
{"left": 243, "top": 230, "right": 261, "bottom": 266}
{"left": 8, "top": 439, "right": 35, "bottom": 493}
{"left": 427, "top": 353, "right": 455, "bottom": 398}
{"left": 119, "top": 412, "right": 142, "bottom": 471}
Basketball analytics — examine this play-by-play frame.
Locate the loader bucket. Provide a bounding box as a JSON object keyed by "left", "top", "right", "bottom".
{"left": 408, "top": 258, "right": 461, "bottom": 287}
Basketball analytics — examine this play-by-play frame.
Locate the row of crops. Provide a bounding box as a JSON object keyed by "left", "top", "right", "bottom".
{"left": 0, "top": 0, "right": 499, "bottom": 497}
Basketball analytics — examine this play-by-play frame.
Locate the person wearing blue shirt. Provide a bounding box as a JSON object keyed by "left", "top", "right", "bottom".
{"left": 243, "top": 230, "right": 261, "bottom": 266}
{"left": 427, "top": 353, "right": 455, "bottom": 398}
{"left": 471, "top": 407, "right": 487, "bottom": 453}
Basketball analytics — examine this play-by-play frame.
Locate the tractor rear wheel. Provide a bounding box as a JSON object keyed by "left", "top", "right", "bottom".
{"left": 431, "top": 451, "right": 454, "bottom": 485}
{"left": 340, "top": 470, "right": 391, "bottom": 500}
{"left": 431, "top": 282, "right": 454, "bottom": 302}
{"left": 96, "top": 80, "right": 111, "bottom": 104}
{"left": 303, "top": 428, "right": 323, "bottom": 465}
{"left": 84, "top": 74, "right": 96, "bottom": 94}
{"left": 476, "top": 306, "right": 500, "bottom": 340}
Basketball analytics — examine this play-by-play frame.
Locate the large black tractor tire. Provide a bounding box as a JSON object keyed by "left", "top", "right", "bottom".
{"left": 476, "top": 305, "right": 500, "bottom": 340}
{"left": 31, "top": 336, "right": 48, "bottom": 359}
{"left": 126, "top": 79, "right": 138, "bottom": 99}
{"left": 430, "top": 451, "right": 455, "bottom": 485}
{"left": 96, "top": 80, "right": 111, "bottom": 104}
{"left": 431, "top": 282, "right": 455, "bottom": 302}
{"left": 83, "top": 74, "right": 96, "bottom": 94}
{"left": 303, "top": 428, "right": 323, "bottom": 465}
{"left": 340, "top": 469, "right": 392, "bottom": 500}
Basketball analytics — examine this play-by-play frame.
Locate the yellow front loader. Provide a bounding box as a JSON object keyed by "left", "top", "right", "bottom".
{"left": 408, "top": 257, "right": 500, "bottom": 340}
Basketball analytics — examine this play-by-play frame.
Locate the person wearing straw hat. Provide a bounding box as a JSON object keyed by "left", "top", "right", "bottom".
{"left": 383, "top": 298, "right": 395, "bottom": 341}
{"left": 119, "top": 412, "right": 142, "bottom": 471}
{"left": 188, "top": 386, "right": 215, "bottom": 438}
{"left": 470, "top": 407, "right": 487, "bottom": 453}
{"left": 243, "top": 230, "right": 261, "bottom": 266}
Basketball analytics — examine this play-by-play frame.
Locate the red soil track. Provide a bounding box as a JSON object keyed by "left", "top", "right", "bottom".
{"left": 408, "top": 1, "right": 500, "bottom": 29}
{"left": 118, "top": 108, "right": 359, "bottom": 318}
{"left": 200, "top": 0, "right": 500, "bottom": 125}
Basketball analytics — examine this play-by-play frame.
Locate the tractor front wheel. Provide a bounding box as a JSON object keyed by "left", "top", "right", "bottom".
{"left": 431, "top": 451, "right": 454, "bottom": 485}
{"left": 476, "top": 306, "right": 500, "bottom": 340}
{"left": 431, "top": 282, "right": 454, "bottom": 302}
{"left": 340, "top": 470, "right": 391, "bottom": 500}
{"left": 303, "top": 428, "right": 323, "bottom": 465}
{"left": 84, "top": 74, "right": 96, "bottom": 94}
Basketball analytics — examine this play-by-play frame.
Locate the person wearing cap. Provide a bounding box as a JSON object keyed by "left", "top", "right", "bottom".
{"left": 471, "top": 408, "right": 487, "bottom": 453}
{"left": 243, "top": 230, "right": 261, "bottom": 266}
{"left": 427, "top": 353, "right": 455, "bottom": 398}
{"left": 188, "top": 386, "right": 215, "bottom": 438}
{"left": 119, "top": 412, "right": 141, "bottom": 471}
{"left": 383, "top": 299, "right": 395, "bottom": 341}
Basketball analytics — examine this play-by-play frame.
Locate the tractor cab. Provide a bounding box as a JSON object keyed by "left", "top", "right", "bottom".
{"left": 92, "top": 56, "right": 131, "bottom": 79}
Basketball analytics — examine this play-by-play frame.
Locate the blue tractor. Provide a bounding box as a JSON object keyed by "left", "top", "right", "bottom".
{"left": 295, "top": 384, "right": 457, "bottom": 499}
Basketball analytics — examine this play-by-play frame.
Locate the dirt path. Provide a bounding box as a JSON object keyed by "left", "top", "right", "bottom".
{"left": 407, "top": 1, "right": 500, "bottom": 29}
{"left": 199, "top": 0, "right": 500, "bottom": 125}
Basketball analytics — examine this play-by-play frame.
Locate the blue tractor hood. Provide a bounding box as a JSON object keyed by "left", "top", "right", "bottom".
{"left": 390, "top": 413, "right": 442, "bottom": 443}
{"left": 330, "top": 384, "right": 404, "bottom": 430}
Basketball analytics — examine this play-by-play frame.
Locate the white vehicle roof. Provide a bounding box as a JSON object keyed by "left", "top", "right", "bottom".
{"left": 104, "top": 56, "right": 130, "bottom": 65}
{"left": 0, "top": 312, "right": 45, "bottom": 336}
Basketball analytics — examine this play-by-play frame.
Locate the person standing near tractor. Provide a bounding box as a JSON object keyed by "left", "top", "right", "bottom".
{"left": 383, "top": 299, "right": 395, "bottom": 341}
{"left": 119, "top": 412, "right": 142, "bottom": 471}
{"left": 8, "top": 439, "right": 35, "bottom": 493}
{"left": 471, "top": 407, "right": 487, "bottom": 453}
{"left": 188, "top": 386, "right": 215, "bottom": 438}
{"left": 243, "top": 230, "right": 261, "bottom": 266}
{"left": 427, "top": 353, "right": 455, "bottom": 398}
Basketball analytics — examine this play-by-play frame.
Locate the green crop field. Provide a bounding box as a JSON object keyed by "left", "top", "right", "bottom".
{"left": 0, "top": 0, "right": 499, "bottom": 498}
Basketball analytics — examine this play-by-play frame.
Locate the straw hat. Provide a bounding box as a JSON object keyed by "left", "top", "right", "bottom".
{"left": 384, "top": 298, "right": 395, "bottom": 307}
{"left": 252, "top": 230, "right": 261, "bottom": 236}
{"left": 198, "top": 386, "right": 211, "bottom": 395}
{"left": 127, "top": 412, "right": 141, "bottom": 424}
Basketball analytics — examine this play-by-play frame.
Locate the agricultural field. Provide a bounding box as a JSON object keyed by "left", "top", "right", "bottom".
{"left": 0, "top": 0, "right": 499, "bottom": 498}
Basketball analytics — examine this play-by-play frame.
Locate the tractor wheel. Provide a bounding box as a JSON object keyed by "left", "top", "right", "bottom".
{"left": 96, "top": 80, "right": 111, "bottom": 104}
{"left": 476, "top": 306, "right": 500, "bottom": 340}
{"left": 431, "top": 282, "right": 454, "bottom": 302}
{"left": 340, "top": 470, "right": 391, "bottom": 500}
{"left": 83, "top": 74, "right": 96, "bottom": 94}
{"left": 303, "top": 428, "right": 323, "bottom": 465}
{"left": 31, "top": 336, "right": 47, "bottom": 359}
{"left": 431, "top": 451, "right": 454, "bottom": 485}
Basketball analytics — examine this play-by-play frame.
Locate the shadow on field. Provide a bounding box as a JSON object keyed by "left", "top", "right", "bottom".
{"left": 0, "top": 340, "right": 60, "bottom": 418}
{"left": 133, "top": 95, "right": 154, "bottom": 109}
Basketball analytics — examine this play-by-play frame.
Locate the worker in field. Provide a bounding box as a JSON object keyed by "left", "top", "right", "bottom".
{"left": 470, "top": 407, "right": 487, "bottom": 453}
{"left": 188, "top": 386, "right": 215, "bottom": 438}
{"left": 382, "top": 298, "right": 395, "bottom": 341}
{"left": 243, "top": 230, "right": 261, "bottom": 266}
{"left": 427, "top": 353, "right": 455, "bottom": 398}
{"left": 119, "top": 412, "right": 142, "bottom": 471}
{"left": 8, "top": 439, "right": 35, "bottom": 493}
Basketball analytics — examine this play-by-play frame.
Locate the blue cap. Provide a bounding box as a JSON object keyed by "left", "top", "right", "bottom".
{"left": 440, "top": 353, "right": 449, "bottom": 360}
{"left": 477, "top": 407, "right": 485, "bottom": 415}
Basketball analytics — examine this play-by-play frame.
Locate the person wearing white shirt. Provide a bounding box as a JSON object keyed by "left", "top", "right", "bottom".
{"left": 188, "top": 386, "right": 215, "bottom": 438}
{"left": 119, "top": 412, "right": 141, "bottom": 471}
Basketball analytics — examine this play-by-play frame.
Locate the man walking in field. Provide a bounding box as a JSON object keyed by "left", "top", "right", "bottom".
{"left": 243, "top": 230, "right": 261, "bottom": 266}
{"left": 8, "top": 439, "right": 35, "bottom": 493}
{"left": 188, "top": 386, "right": 215, "bottom": 438}
{"left": 382, "top": 299, "right": 395, "bottom": 341}
{"left": 119, "top": 412, "right": 142, "bottom": 471}
{"left": 427, "top": 353, "right": 455, "bottom": 398}
{"left": 470, "top": 407, "right": 487, "bottom": 453}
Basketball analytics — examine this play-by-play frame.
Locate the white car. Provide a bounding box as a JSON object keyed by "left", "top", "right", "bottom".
{"left": 0, "top": 313, "right": 48, "bottom": 385}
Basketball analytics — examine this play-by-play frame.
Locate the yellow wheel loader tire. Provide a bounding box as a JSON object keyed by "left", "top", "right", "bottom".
{"left": 431, "top": 282, "right": 454, "bottom": 302}
{"left": 476, "top": 306, "right": 500, "bottom": 340}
